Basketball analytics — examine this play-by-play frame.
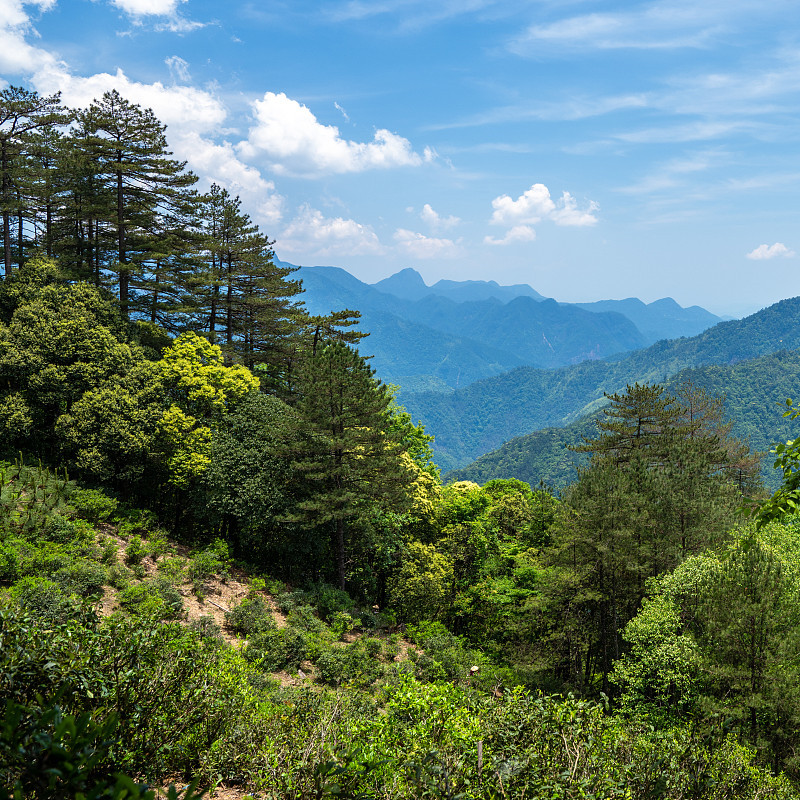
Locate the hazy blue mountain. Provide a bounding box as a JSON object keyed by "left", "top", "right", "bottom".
{"left": 571, "top": 296, "right": 724, "bottom": 343}
{"left": 444, "top": 349, "right": 800, "bottom": 492}
{"left": 404, "top": 296, "right": 800, "bottom": 471}
{"left": 296, "top": 264, "right": 649, "bottom": 384}
{"left": 372, "top": 267, "right": 548, "bottom": 303}
{"left": 296, "top": 265, "right": 526, "bottom": 388}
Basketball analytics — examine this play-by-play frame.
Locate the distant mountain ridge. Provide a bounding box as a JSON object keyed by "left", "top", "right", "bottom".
{"left": 288, "top": 261, "right": 725, "bottom": 391}
{"left": 401, "top": 296, "right": 800, "bottom": 471}
{"left": 372, "top": 267, "right": 548, "bottom": 304}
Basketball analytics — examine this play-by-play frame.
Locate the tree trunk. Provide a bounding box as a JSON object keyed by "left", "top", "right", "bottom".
{"left": 116, "top": 158, "right": 128, "bottom": 317}
{"left": 335, "top": 518, "right": 346, "bottom": 590}
{"left": 2, "top": 140, "right": 11, "bottom": 276}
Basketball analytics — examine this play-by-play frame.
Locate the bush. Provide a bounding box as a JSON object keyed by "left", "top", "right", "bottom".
{"left": 190, "top": 615, "right": 222, "bottom": 641}
{"left": 99, "top": 537, "right": 118, "bottom": 565}
{"left": 225, "top": 596, "right": 274, "bottom": 636}
{"left": 310, "top": 582, "right": 353, "bottom": 620}
{"left": 53, "top": 560, "right": 107, "bottom": 597}
{"left": 117, "top": 578, "right": 184, "bottom": 620}
{"left": 244, "top": 627, "right": 308, "bottom": 672}
{"left": 69, "top": 487, "right": 118, "bottom": 523}
{"left": 158, "top": 555, "right": 187, "bottom": 582}
{"left": 316, "top": 640, "right": 385, "bottom": 687}
{"left": 125, "top": 536, "right": 146, "bottom": 565}
{"left": 188, "top": 546, "right": 225, "bottom": 585}
{"left": 10, "top": 576, "right": 77, "bottom": 623}
{"left": 330, "top": 610, "right": 356, "bottom": 640}
{"left": 0, "top": 539, "right": 21, "bottom": 582}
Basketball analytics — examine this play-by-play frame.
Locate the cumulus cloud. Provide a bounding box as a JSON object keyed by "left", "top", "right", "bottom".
{"left": 420, "top": 203, "right": 460, "bottom": 230}
{"left": 277, "top": 206, "right": 384, "bottom": 258}
{"left": 490, "top": 183, "right": 599, "bottom": 228}
{"left": 238, "top": 92, "right": 428, "bottom": 177}
{"left": 746, "top": 242, "right": 795, "bottom": 260}
{"left": 393, "top": 229, "right": 461, "bottom": 259}
{"left": 484, "top": 225, "right": 537, "bottom": 246}
{"left": 0, "top": 0, "right": 63, "bottom": 77}
{"left": 174, "top": 132, "right": 284, "bottom": 226}
{"left": 107, "top": 0, "right": 203, "bottom": 32}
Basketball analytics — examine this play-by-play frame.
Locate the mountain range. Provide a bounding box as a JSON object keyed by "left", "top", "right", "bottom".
{"left": 401, "top": 296, "right": 800, "bottom": 472}
{"left": 292, "top": 262, "right": 724, "bottom": 392}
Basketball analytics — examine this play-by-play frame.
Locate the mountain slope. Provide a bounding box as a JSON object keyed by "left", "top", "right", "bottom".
{"left": 445, "top": 349, "right": 800, "bottom": 490}
{"left": 406, "top": 297, "right": 800, "bottom": 471}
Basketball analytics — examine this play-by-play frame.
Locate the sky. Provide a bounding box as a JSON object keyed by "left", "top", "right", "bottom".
{"left": 2, "top": 0, "right": 800, "bottom": 316}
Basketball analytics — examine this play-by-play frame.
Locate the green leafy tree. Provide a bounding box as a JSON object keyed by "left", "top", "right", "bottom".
{"left": 291, "top": 340, "right": 413, "bottom": 589}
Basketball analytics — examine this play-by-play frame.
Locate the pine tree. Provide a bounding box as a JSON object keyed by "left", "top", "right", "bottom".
{"left": 550, "top": 382, "right": 754, "bottom": 693}
{"left": 291, "top": 340, "right": 412, "bottom": 589}
{"left": 0, "top": 87, "right": 66, "bottom": 276}
{"left": 77, "top": 90, "right": 197, "bottom": 317}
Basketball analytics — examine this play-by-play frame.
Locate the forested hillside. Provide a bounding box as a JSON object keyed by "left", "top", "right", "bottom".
{"left": 407, "top": 298, "right": 800, "bottom": 470}
{"left": 447, "top": 349, "right": 800, "bottom": 489}
{"left": 5, "top": 85, "right": 800, "bottom": 800}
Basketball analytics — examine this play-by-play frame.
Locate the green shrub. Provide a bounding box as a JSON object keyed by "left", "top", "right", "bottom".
{"left": 158, "top": 555, "right": 187, "bottom": 582}
{"left": 125, "top": 536, "right": 146, "bottom": 565}
{"left": 99, "top": 537, "right": 118, "bottom": 565}
{"left": 68, "top": 487, "right": 118, "bottom": 523}
{"left": 53, "top": 560, "right": 107, "bottom": 597}
{"left": 316, "top": 640, "right": 385, "bottom": 687}
{"left": 225, "top": 596, "right": 274, "bottom": 636}
{"left": 113, "top": 507, "right": 157, "bottom": 537}
{"left": 330, "top": 610, "right": 356, "bottom": 640}
{"left": 286, "top": 605, "right": 327, "bottom": 635}
{"left": 10, "top": 576, "right": 77, "bottom": 623}
{"left": 188, "top": 546, "right": 225, "bottom": 585}
{"left": 310, "top": 582, "right": 353, "bottom": 620}
{"left": 276, "top": 589, "right": 310, "bottom": 613}
{"left": 0, "top": 539, "right": 21, "bottom": 582}
{"left": 117, "top": 578, "right": 183, "bottom": 620}
{"left": 190, "top": 615, "right": 222, "bottom": 641}
{"left": 244, "top": 627, "right": 308, "bottom": 672}
{"left": 107, "top": 563, "right": 133, "bottom": 589}
{"left": 147, "top": 529, "right": 171, "bottom": 559}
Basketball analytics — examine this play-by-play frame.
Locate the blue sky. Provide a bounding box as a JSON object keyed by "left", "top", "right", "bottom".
{"left": 3, "top": 0, "right": 800, "bottom": 316}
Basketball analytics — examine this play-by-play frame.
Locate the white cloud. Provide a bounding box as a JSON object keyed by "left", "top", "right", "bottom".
{"left": 420, "top": 203, "right": 460, "bottom": 230}
{"left": 746, "top": 242, "right": 795, "bottom": 260}
{"left": 0, "top": 0, "right": 63, "bottom": 77}
{"left": 393, "top": 228, "right": 461, "bottom": 259}
{"left": 490, "top": 183, "right": 598, "bottom": 228}
{"left": 164, "top": 55, "right": 190, "bottom": 83}
{"left": 277, "top": 206, "right": 384, "bottom": 258}
{"left": 111, "top": 0, "right": 183, "bottom": 15}
{"left": 238, "top": 91, "right": 427, "bottom": 177}
{"left": 509, "top": 0, "right": 781, "bottom": 54}
{"left": 33, "top": 67, "right": 226, "bottom": 135}
{"left": 173, "top": 132, "right": 284, "bottom": 227}
{"left": 484, "top": 225, "right": 536, "bottom": 246}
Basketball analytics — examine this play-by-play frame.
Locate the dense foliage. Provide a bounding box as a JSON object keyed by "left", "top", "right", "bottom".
{"left": 4, "top": 86, "right": 800, "bottom": 799}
